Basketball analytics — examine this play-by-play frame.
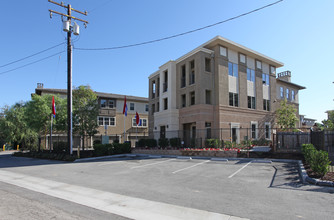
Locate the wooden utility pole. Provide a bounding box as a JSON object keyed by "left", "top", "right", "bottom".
{"left": 48, "top": 0, "right": 88, "bottom": 155}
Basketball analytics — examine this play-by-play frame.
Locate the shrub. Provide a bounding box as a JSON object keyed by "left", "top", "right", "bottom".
{"left": 223, "top": 141, "right": 233, "bottom": 149}
{"left": 205, "top": 139, "right": 221, "bottom": 148}
{"left": 158, "top": 138, "right": 169, "bottom": 148}
{"left": 311, "top": 150, "right": 331, "bottom": 177}
{"left": 252, "top": 138, "right": 271, "bottom": 146}
{"left": 301, "top": 144, "right": 316, "bottom": 164}
{"left": 170, "top": 138, "right": 181, "bottom": 148}
{"left": 113, "top": 142, "right": 131, "bottom": 154}
{"left": 53, "top": 142, "right": 68, "bottom": 153}
{"left": 93, "top": 144, "right": 110, "bottom": 156}
{"left": 137, "top": 139, "right": 146, "bottom": 148}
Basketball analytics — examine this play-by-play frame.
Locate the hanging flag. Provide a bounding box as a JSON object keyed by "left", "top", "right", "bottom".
{"left": 123, "top": 96, "right": 128, "bottom": 116}
{"left": 135, "top": 111, "right": 140, "bottom": 125}
{"left": 52, "top": 96, "right": 56, "bottom": 118}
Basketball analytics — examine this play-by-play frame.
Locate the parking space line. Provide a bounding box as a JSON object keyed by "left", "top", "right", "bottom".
{"left": 97, "top": 160, "right": 127, "bottom": 167}
{"left": 172, "top": 160, "right": 210, "bottom": 174}
{"left": 131, "top": 159, "right": 176, "bottom": 169}
{"left": 228, "top": 161, "right": 252, "bottom": 178}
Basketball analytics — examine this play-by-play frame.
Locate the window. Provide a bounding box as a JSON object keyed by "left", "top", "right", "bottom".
{"left": 286, "top": 88, "right": 290, "bottom": 100}
{"left": 265, "top": 123, "right": 271, "bottom": 139}
{"left": 163, "top": 70, "right": 168, "bottom": 92}
{"left": 280, "top": 87, "right": 284, "bottom": 98}
{"left": 205, "top": 58, "right": 211, "bottom": 72}
{"left": 291, "top": 90, "right": 295, "bottom": 101}
{"left": 151, "top": 104, "right": 155, "bottom": 115}
{"left": 239, "top": 53, "right": 246, "bottom": 64}
{"left": 152, "top": 81, "right": 156, "bottom": 98}
{"left": 251, "top": 123, "right": 257, "bottom": 139}
{"left": 228, "top": 62, "right": 238, "bottom": 77}
{"left": 270, "top": 65, "right": 276, "bottom": 75}
{"left": 247, "top": 68, "right": 255, "bottom": 82}
{"left": 256, "top": 60, "right": 262, "bottom": 69}
{"left": 100, "top": 99, "right": 107, "bottom": 108}
{"left": 157, "top": 78, "right": 160, "bottom": 97}
{"left": 262, "top": 73, "right": 269, "bottom": 85}
{"left": 157, "top": 102, "right": 160, "bottom": 112}
{"left": 108, "top": 100, "right": 115, "bottom": 108}
{"left": 263, "top": 99, "right": 270, "bottom": 111}
{"left": 190, "top": 91, "right": 195, "bottom": 105}
{"left": 130, "top": 103, "right": 134, "bottom": 111}
{"left": 98, "top": 116, "right": 115, "bottom": 126}
{"left": 181, "top": 65, "right": 186, "bottom": 88}
{"left": 229, "top": 92, "right": 239, "bottom": 107}
{"left": 220, "top": 46, "right": 227, "bottom": 56}
{"left": 248, "top": 96, "right": 256, "bottom": 109}
{"left": 206, "top": 122, "right": 212, "bottom": 139}
{"left": 145, "top": 104, "right": 149, "bottom": 112}
{"left": 132, "top": 118, "right": 148, "bottom": 127}
{"left": 205, "top": 90, "right": 211, "bottom": 105}
{"left": 164, "top": 98, "right": 168, "bottom": 110}
{"left": 181, "top": 94, "right": 186, "bottom": 108}
{"left": 189, "top": 60, "right": 195, "bottom": 85}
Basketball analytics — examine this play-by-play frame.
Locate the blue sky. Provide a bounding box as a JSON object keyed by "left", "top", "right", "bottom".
{"left": 1, "top": 0, "right": 333, "bottom": 123}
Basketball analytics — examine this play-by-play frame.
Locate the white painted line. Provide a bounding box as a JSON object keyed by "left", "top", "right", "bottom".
{"left": 131, "top": 159, "right": 176, "bottom": 169}
{"left": 228, "top": 161, "right": 252, "bottom": 178}
{"left": 177, "top": 156, "right": 192, "bottom": 160}
{"left": 172, "top": 160, "right": 210, "bottom": 174}
{"left": 0, "top": 170, "right": 249, "bottom": 220}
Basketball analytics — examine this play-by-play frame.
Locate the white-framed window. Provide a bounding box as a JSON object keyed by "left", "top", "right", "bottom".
{"left": 251, "top": 121, "right": 258, "bottom": 139}
{"left": 130, "top": 103, "right": 135, "bottom": 111}
{"left": 132, "top": 118, "right": 148, "bottom": 127}
{"left": 220, "top": 46, "right": 227, "bottom": 57}
{"left": 286, "top": 88, "right": 290, "bottom": 100}
{"left": 108, "top": 100, "right": 115, "bottom": 108}
{"left": 265, "top": 122, "right": 271, "bottom": 140}
{"left": 100, "top": 99, "right": 107, "bottom": 108}
{"left": 98, "top": 116, "right": 116, "bottom": 126}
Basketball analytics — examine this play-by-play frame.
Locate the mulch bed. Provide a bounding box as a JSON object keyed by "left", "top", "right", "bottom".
{"left": 303, "top": 163, "right": 334, "bottom": 183}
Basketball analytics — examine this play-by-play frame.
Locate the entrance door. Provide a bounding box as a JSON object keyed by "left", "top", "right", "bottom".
{"left": 160, "top": 126, "right": 166, "bottom": 139}
{"left": 231, "top": 123, "right": 240, "bottom": 144}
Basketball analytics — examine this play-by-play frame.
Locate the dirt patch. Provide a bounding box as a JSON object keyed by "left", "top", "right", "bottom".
{"left": 304, "top": 163, "right": 334, "bottom": 183}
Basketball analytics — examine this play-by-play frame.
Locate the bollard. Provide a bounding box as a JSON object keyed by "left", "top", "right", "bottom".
{"left": 2, "top": 144, "right": 5, "bottom": 151}
{"left": 17, "top": 145, "right": 19, "bottom": 151}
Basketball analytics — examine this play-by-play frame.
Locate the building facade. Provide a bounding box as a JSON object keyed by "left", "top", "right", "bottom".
{"left": 148, "top": 36, "right": 305, "bottom": 145}
{"left": 34, "top": 83, "right": 149, "bottom": 148}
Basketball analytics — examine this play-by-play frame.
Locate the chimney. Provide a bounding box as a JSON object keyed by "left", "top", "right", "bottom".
{"left": 37, "top": 83, "right": 44, "bottom": 89}
{"left": 277, "top": 71, "right": 291, "bottom": 82}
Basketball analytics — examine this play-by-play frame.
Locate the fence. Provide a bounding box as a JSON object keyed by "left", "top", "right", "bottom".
{"left": 311, "top": 130, "right": 334, "bottom": 162}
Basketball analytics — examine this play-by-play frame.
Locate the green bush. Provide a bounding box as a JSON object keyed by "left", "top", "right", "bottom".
{"left": 252, "top": 138, "right": 271, "bottom": 146}
{"left": 53, "top": 142, "right": 68, "bottom": 153}
{"left": 137, "top": 139, "right": 157, "bottom": 148}
{"left": 93, "top": 144, "right": 110, "bottom": 156}
{"left": 311, "top": 150, "right": 331, "bottom": 177}
{"left": 205, "top": 139, "right": 221, "bottom": 148}
{"left": 223, "top": 141, "right": 233, "bottom": 149}
{"left": 302, "top": 144, "right": 316, "bottom": 164}
{"left": 158, "top": 138, "right": 169, "bottom": 148}
{"left": 170, "top": 138, "right": 181, "bottom": 148}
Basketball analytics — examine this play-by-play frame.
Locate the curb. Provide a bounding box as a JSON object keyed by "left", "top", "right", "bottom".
{"left": 73, "top": 154, "right": 128, "bottom": 162}
{"left": 297, "top": 160, "right": 334, "bottom": 187}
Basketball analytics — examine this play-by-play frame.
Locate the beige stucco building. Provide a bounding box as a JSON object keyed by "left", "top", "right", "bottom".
{"left": 148, "top": 36, "right": 305, "bottom": 145}
{"left": 34, "top": 84, "right": 149, "bottom": 148}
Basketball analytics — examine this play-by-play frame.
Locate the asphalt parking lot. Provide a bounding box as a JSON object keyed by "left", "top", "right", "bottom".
{"left": 1, "top": 153, "right": 334, "bottom": 220}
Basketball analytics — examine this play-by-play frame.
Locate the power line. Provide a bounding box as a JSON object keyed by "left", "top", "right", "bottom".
{"left": 88, "top": 0, "right": 113, "bottom": 13}
{"left": 74, "top": 0, "right": 283, "bottom": 51}
{"left": 0, "top": 51, "right": 65, "bottom": 75}
{"left": 0, "top": 42, "right": 65, "bottom": 68}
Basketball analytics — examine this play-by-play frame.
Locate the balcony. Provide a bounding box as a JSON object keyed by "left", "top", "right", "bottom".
{"left": 99, "top": 108, "right": 116, "bottom": 116}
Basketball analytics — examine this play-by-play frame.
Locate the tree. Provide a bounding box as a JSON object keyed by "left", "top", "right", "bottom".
{"left": 73, "top": 85, "right": 99, "bottom": 150}
{"left": 322, "top": 111, "right": 334, "bottom": 130}
{"left": 275, "top": 99, "right": 299, "bottom": 130}
{"left": 0, "top": 102, "right": 38, "bottom": 149}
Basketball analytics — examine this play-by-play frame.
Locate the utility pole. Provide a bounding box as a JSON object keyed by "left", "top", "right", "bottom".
{"left": 48, "top": 0, "right": 88, "bottom": 155}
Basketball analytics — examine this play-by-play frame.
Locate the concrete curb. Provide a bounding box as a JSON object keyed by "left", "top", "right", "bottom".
{"left": 297, "top": 160, "right": 334, "bottom": 187}
{"left": 73, "top": 154, "right": 128, "bottom": 162}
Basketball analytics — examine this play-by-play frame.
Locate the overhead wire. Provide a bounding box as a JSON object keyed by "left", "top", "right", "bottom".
{"left": 74, "top": 0, "right": 283, "bottom": 51}
{"left": 0, "top": 42, "right": 65, "bottom": 68}
{"left": 0, "top": 51, "right": 65, "bottom": 75}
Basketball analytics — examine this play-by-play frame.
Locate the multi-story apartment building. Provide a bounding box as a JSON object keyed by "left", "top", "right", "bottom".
{"left": 148, "top": 36, "right": 305, "bottom": 145}
{"left": 34, "top": 83, "right": 149, "bottom": 148}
